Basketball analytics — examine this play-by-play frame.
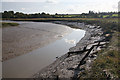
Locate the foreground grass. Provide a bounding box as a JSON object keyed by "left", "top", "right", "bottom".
{"left": 89, "top": 32, "right": 119, "bottom": 79}
{"left": 1, "top": 22, "right": 19, "bottom": 28}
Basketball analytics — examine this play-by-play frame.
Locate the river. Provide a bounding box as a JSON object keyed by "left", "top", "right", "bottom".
{"left": 2, "top": 21, "right": 85, "bottom": 78}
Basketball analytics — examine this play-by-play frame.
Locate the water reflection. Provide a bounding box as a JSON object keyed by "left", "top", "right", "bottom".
{"left": 64, "top": 39, "right": 76, "bottom": 44}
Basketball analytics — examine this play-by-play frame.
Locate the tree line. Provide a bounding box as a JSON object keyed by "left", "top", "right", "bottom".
{"left": 1, "top": 11, "right": 118, "bottom": 18}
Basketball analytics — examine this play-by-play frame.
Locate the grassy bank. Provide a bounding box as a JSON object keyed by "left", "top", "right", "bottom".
{"left": 1, "top": 22, "right": 19, "bottom": 28}
{"left": 78, "top": 32, "right": 119, "bottom": 79}
{"left": 76, "top": 18, "right": 119, "bottom": 79}
{"left": 89, "top": 32, "right": 119, "bottom": 78}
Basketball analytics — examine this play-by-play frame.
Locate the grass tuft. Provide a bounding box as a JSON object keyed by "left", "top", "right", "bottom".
{"left": 1, "top": 22, "right": 19, "bottom": 28}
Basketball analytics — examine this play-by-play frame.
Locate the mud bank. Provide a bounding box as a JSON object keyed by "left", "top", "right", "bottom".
{"left": 33, "top": 21, "right": 107, "bottom": 79}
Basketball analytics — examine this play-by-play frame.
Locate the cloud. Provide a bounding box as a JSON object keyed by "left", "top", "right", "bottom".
{"left": 2, "top": 0, "right": 45, "bottom": 2}
{"left": 112, "top": 4, "right": 118, "bottom": 9}
{"left": 64, "top": 39, "right": 76, "bottom": 44}
{"left": 67, "top": 9, "right": 75, "bottom": 12}
{"left": 21, "top": 8, "right": 25, "bottom": 10}
{"left": 45, "top": 0, "right": 58, "bottom": 4}
{"left": 119, "top": 1, "right": 120, "bottom": 11}
{"left": 2, "top": 0, "right": 15, "bottom": 1}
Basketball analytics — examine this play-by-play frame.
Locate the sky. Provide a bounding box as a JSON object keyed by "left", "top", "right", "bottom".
{"left": 1, "top": 0, "right": 119, "bottom": 14}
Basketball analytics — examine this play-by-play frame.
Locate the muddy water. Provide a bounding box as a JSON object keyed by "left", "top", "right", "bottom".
{"left": 3, "top": 21, "right": 85, "bottom": 78}
{"left": 2, "top": 21, "right": 74, "bottom": 61}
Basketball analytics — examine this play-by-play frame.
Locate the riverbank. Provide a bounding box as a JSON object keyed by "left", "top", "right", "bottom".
{"left": 33, "top": 21, "right": 106, "bottom": 78}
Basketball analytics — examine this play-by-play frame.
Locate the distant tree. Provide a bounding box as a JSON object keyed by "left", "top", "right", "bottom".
{"left": 41, "top": 12, "right": 46, "bottom": 15}
{"left": 55, "top": 13, "right": 58, "bottom": 15}
{"left": 7, "top": 11, "right": 14, "bottom": 18}
{"left": 2, "top": 11, "right": 8, "bottom": 18}
{"left": 14, "top": 12, "right": 27, "bottom": 18}
{"left": 2, "top": 11, "right": 14, "bottom": 18}
{"left": 89, "top": 11, "right": 94, "bottom": 14}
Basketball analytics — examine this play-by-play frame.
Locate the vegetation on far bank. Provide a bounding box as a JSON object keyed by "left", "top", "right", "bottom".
{"left": 1, "top": 22, "right": 19, "bottom": 28}
{"left": 1, "top": 11, "right": 118, "bottom": 19}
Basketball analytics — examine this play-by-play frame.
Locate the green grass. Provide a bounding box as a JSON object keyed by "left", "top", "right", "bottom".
{"left": 112, "top": 14, "right": 118, "bottom": 17}
{"left": 79, "top": 32, "right": 119, "bottom": 79}
{"left": 91, "top": 32, "right": 119, "bottom": 78}
{"left": 1, "top": 22, "right": 19, "bottom": 28}
{"left": 103, "top": 15, "right": 110, "bottom": 18}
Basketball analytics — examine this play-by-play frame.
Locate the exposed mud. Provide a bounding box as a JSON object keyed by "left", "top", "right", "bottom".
{"left": 33, "top": 21, "right": 106, "bottom": 79}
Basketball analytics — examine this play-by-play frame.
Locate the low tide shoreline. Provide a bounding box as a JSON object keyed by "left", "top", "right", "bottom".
{"left": 33, "top": 21, "right": 106, "bottom": 78}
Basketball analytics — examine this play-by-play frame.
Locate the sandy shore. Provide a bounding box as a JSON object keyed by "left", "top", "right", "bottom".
{"left": 33, "top": 21, "right": 105, "bottom": 78}
{"left": 2, "top": 22, "right": 73, "bottom": 61}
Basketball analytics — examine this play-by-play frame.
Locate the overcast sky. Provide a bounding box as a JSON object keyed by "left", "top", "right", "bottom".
{"left": 1, "top": 0, "right": 119, "bottom": 14}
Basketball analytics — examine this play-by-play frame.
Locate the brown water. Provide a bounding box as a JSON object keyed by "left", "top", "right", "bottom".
{"left": 2, "top": 21, "right": 85, "bottom": 78}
